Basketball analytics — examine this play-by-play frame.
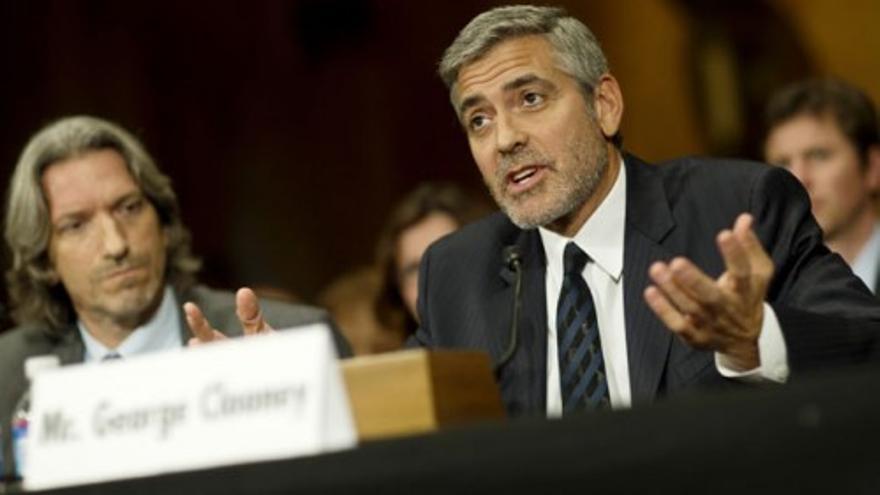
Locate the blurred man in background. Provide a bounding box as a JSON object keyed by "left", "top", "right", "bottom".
{"left": 319, "top": 182, "right": 486, "bottom": 355}
{"left": 0, "top": 116, "right": 349, "bottom": 475}
{"left": 764, "top": 78, "right": 880, "bottom": 293}
{"left": 374, "top": 182, "right": 487, "bottom": 335}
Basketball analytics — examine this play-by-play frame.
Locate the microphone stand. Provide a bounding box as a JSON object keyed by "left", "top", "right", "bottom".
{"left": 494, "top": 247, "right": 522, "bottom": 374}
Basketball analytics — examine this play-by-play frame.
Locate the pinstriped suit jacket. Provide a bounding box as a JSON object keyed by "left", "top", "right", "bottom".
{"left": 413, "top": 155, "right": 880, "bottom": 416}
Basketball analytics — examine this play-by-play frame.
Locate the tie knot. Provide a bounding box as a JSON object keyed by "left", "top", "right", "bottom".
{"left": 563, "top": 242, "right": 589, "bottom": 275}
{"left": 102, "top": 352, "right": 122, "bottom": 361}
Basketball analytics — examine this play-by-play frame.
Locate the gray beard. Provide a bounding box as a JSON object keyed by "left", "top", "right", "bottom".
{"left": 489, "top": 138, "right": 609, "bottom": 231}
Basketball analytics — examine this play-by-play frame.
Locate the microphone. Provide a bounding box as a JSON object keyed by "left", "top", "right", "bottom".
{"left": 495, "top": 246, "right": 523, "bottom": 373}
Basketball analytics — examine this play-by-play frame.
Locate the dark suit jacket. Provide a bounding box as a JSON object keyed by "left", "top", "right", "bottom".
{"left": 413, "top": 155, "right": 880, "bottom": 416}
{"left": 0, "top": 284, "right": 350, "bottom": 476}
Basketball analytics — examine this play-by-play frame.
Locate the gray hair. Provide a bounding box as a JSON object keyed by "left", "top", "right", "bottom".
{"left": 4, "top": 115, "right": 201, "bottom": 329}
{"left": 439, "top": 5, "right": 608, "bottom": 104}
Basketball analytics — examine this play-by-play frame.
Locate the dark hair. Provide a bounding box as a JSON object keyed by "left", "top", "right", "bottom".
{"left": 374, "top": 183, "right": 486, "bottom": 334}
{"left": 764, "top": 78, "right": 880, "bottom": 164}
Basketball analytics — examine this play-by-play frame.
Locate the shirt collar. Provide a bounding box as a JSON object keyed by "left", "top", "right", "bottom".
{"left": 852, "top": 221, "right": 880, "bottom": 292}
{"left": 538, "top": 157, "right": 627, "bottom": 281}
{"left": 78, "top": 285, "right": 183, "bottom": 362}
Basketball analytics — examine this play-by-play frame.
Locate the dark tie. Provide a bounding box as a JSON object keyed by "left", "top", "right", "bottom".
{"left": 102, "top": 352, "right": 122, "bottom": 361}
{"left": 557, "top": 242, "right": 610, "bottom": 413}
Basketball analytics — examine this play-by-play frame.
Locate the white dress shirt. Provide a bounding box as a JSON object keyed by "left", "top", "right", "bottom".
{"left": 541, "top": 159, "right": 788, "bottom": 417}
{"left": 78, "top": 285, "right": 183, "bottom": 362}
{"left": 851, "top": 222, "right": 880, "bottom": 294}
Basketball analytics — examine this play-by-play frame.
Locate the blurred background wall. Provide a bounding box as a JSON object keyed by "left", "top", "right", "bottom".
{"left": 0, "top": 0, "right": 877, "bottom": 312}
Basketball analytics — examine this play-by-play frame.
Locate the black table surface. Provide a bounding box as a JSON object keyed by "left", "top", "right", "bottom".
{"left": 16, "top": 364, "right": 880, "bottom": 494}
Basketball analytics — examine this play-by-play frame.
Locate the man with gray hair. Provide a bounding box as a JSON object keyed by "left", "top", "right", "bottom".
{"left": 413, "top": 5, "right": 880, "bottom": 416}
{"left": 0, "top": 115, "right": 350, "bottom": 475}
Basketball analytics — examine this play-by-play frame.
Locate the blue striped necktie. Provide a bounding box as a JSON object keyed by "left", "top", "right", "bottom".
{"left": 557, "top": 242, "right": 610, "bottom": 413}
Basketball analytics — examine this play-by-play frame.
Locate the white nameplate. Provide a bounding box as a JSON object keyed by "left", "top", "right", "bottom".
{"left": 25, "top": 324, "right": 356, "bottom": 490}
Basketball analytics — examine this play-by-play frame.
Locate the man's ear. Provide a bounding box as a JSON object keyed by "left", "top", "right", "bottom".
{"left": 864, "top": 144, "right": 880, "bottom": 194}
{"left": 592, "top": 74, "right": 624, "bottom": 140}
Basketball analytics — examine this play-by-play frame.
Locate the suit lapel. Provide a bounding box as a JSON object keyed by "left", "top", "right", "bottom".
{"left": 50, "top": 325, "right": 86, "bottom": 364}
{"left": 175, "top": 286, "right": 195, "bottom": 345}
{"left": 623, "top": 155, "right": 676, "bottom": 405}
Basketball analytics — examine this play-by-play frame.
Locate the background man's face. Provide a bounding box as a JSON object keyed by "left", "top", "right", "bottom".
{"left": 764, "top": 113, "right": 876, "bottom": 240}
{"left": 455, "top": 35, "right": 609, "bottom": 230}
{"left": 43, "top": 149, "right": 168, "bottom": 327}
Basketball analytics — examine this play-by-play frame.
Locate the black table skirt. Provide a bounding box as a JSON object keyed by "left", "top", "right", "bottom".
{"left": 20, "top": 364, "right": 880, "bottom": 495}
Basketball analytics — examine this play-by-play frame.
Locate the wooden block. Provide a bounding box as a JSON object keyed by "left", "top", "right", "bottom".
{"left": 341, "top": 349, "right": 505, "bottom": 440}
